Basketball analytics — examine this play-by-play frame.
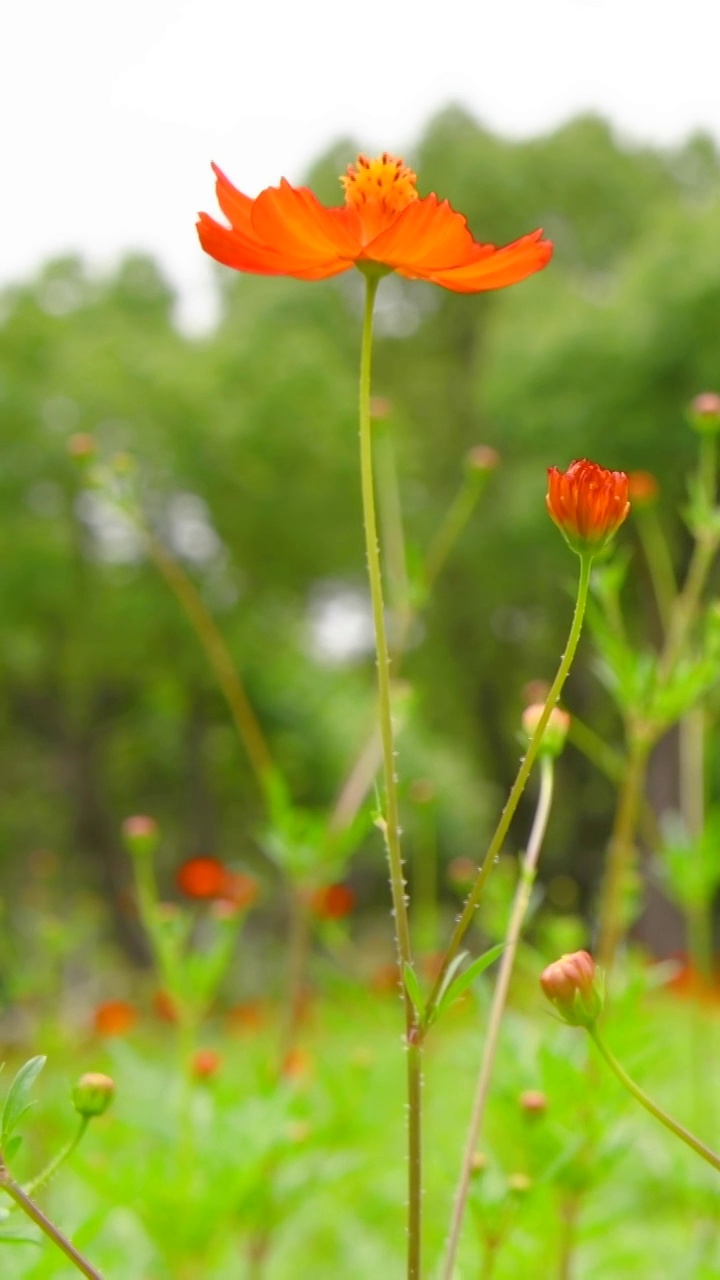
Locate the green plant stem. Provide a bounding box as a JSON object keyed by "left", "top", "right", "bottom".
{"left": 21, "top": 1118, "right": 89, "bottom": 1199}
{"left": 278, "top": 887, "right": 310, "bottom": 1071}
{"left": 424, "top": 470, "right": 491, "bottom": 594}
{"left": 0, "top": 1162, "right": 103, "bottom": 1279}
{"left": 442, "top": 757, "right": 555, "bottom": 1280}
{"left": 358, "top": 273, "right": 418, "bottom": 1279}
{"left": 587, "top": 1026, "right": 720, "bottom": 1172}
{"left": 596, "top": 733, "right": 649, "bottom": 970}
{"left": 557, "top": 1192, "right": 581, "bottom": 1280}
{"left": 635, "top": 508, "right": 676, "bottom": 633}
{"left": 145, "top": 532, "right": 276, "bottom": 803}
{"left": 423, "top": 554, "right": 593, "bottom": 1030}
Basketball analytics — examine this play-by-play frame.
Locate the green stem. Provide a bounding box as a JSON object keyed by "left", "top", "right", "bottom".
{"left": 588, "top": 1026, "right": 720, "bottom": 1172}
{"left": 442, "top": 757, "right": 555, "bottom": 1279}
{"left": 0, "top": 1162, "right": 103, "bottom": 1278}
{"left": 358, "top": 273, "right": 419, "bottom": 1278}
{"left": 21, "top": 1118, "right": 89, "bottom": 1199}
{"left": 424, "top": 554, "right": 592, "bottom": 1030}
{"left": 635, "top": 508, "right": 676, "bottom": 633}
{"left": 596, "top": 734, "right": 649, "bottom": 970}
{"left": 424, "top": 470, "right": 490, "bottom": 594}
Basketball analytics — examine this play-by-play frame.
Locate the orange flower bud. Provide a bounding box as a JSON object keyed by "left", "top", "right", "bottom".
{"left": 176, "top": 856, "right": 227, "bottom": 900}
{"left": 93, "top": 999, "right": 137, "bottom": 1037}
{"left": 519, "top": 1089, "right": 547, "bottom": 1116}
{"left": 218, "top": 872, "right": 259, "bottom": 912}
{"left": 192, "top": 1048, "right": 221, "bottom": 1080}
{"left": 546, "top": 459, "right": 630, "bottom": 557}
{"left": 688, "top": 392, "right": 720, "bottom": 433}
{"left": 309, "top": 883, "right": 355, "bottom": 921}
{"left": 540, "top": 950, "right": 603, "bottom": 1027}
{"left": 67, "top": 433, "right": 96, "bottom": 463}
{"left": 72, "top": 1072, "right": 115, "bottom": 1118}
{"left": 521, "top": 704, "right": 570, "bottom": 757}
{"left": 627, "top": 471, "right": 659, "bottom": 507}
{"left": 465, "top": 445, "right": 500, "bottom": 473}
{"left": 447, "top": 856, "right": 476, "bottom": 889}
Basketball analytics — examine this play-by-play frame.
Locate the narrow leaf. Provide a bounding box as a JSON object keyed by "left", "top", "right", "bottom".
{"left": 432, "top": 944, "right": 505, "bottom": 1024}
{"left": 403, "top": 963, "right": 425, "bottom": 1017}
{"left": 435, "top": 950, "right": 469, "bottom": 1007}
{"left": 2, "top": 1056, "right": 46, "bottom": 1148}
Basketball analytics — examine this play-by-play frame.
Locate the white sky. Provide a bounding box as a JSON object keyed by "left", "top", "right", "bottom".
{"left": 5, "top": 0, "right": 720, "bottom": 328}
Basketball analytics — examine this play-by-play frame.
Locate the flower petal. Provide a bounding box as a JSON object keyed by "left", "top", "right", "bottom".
{"left": 364, "top": 195, "right": 481, "bottom": 272}
{"left": 212, "top": 163, "right": 256, "bottom": 235}
{"left": 416, "top": 231, "right": 553, "bottom": 293}
{"left": 251, "top": 181, "right": 361, "bottom": 263}
{"left": 196, "top": 213, "right": 351, "bottom": 280}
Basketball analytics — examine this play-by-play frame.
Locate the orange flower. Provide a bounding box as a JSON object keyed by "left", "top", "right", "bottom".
{"left": 152, "top": 989, "right": 179, "bottom": 1023}
{"left": 176, "top": 856, "right": 227, "bottom": 899}
{"left": 546, "top": 459, "right": 630, "bottom": 556}
{"left": 218, "top": 871, "right": 259, "bottom": 911}
{"left": 539, "top": 950, "right": 603, "bottom": 1027}
{"left": 192, "top": 1048, "right": 222, "bottom": 1080}
{"left": 197, "top": 152, "right": 552, "bottom": 293}
{"left": 93, "top": 999, "right": 137, "bottom": 1037}
{"left": 309, "top": 882, "right": 355, "bottom": 920}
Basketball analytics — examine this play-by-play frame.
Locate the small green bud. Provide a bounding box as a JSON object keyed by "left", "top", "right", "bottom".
{"left": 72, "top": 1072, "right": 115, "bottom": 1118}
{"left": 522, "top": 704, "right": 570, "bottom": 758}
{"left": 688, "top": 392, "right": 720, "bottom": 434}
{"left": 121, "top": 815, "right": 159, "bottom": 857}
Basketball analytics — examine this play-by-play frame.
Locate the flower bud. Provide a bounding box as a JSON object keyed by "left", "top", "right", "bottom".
{"left": 470, "top": 1151, "right": 488, "bottom": 1176}
{"left": 67, "top": 433, "right": 96, "bottom": 464}
{"left": 547, "top": 459, "right": 630, "bottom": 557}
{"left": 540, "top": 950, "right": 603, "bottom": 1027}
{"left": 521, "top": 704, "right": 570, "bottom": 757}
{"left": 519, "top": 1089, "right": 547, "bottom": 1116}
{"left": 627, "top": 471, "right": 659, "bottom": 507}
{"left": 369, "top": 396, "right": 392, "bottom": 420}
{"left": 688, "top": 392, "right": 720, "bottom": 434}
{"left": 309, "top": 883, "right": 355, "bottom": 921}
{"left": 192, "top": 1049, "right": 221, "bottom": 1081}
{"left": 507, "top": 1172, "right": 532, "bottom": 1194}
{"left": 121, "top": 814, "right": 160, "bottom": 858}
{"left": 72, "top": 1072, "right": 115, "bottom": 1118}
{"left": 465, "top": 445, "right": 500, "bottom": 473}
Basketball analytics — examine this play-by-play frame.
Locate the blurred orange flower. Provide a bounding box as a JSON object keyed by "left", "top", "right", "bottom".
{"left": 192, "top": 1048, "right": 222, "bottom": 1080}
{"left": 93, "top": 999, "right": 137, "bottom": 1037}
{"left": 226, "top": 1000, "right": 267, "bottom": 1035}
{"left": 152, "top": 989, "right": 179, "bottom": 1023}
{"left": 218, "top": 871, "right": 259, "bottom": 911}
{"left": 176, "top": 856, "right": 228, "bottom": 899}
{"left": 627, "top": 471, "right": 659, "bottom": 506}
{"left": 198, "top": 153, "right": 552, "bottom": 293}
{"left": 309, "top": 882, "right": 355, "bottom": 920}
{"left": 547, "top": 459, "right": 630, "bottom": 556}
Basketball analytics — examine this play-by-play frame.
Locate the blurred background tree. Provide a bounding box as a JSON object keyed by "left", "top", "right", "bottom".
{"left": 2, "top": 109, "right": 719, "bottom": 963}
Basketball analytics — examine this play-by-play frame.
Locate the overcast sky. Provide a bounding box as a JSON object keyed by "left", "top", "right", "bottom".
{"left": 6, "top": 0, "right": 719, "bottom": 328}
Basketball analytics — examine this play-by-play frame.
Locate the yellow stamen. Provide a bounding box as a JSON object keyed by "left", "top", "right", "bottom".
{"left": 341, "top": 153, "right": 419, "bottom": 215}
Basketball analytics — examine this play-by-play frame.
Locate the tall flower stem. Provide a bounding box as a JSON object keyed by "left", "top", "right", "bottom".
{"left": 635, "top": 508, "right": 676, "bottom": 632}
{"left": 0, "top": 1161, "right": 103, "bottom": 1279}
{"left": 442, "top": 756, "right": 555, "bottom": 1279}
{"left": 424, "top": 554, "right": 593, "bottom": 1029}
{"left": 587, "top": 1026, "right": 720, "bottom": 1172}
{"left": 358, "top": 272, "right": 418, "bottom": 1277}
{"left": 596, "top": 733, "right": 650, "bottom": 970}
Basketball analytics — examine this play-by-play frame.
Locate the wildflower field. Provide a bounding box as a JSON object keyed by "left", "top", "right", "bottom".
{"left": 1, "top": 114, "right": 720, "bottom": 1278}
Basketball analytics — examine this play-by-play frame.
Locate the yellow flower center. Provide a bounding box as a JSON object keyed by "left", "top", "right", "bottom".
{"left": 341, "top": 153, "right": 419, "bottom": 216}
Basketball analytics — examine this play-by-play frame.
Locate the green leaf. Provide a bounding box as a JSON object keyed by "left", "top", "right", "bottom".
{"left": 2, "top": 1056, "right": 46, "bottom": 1149}
{"left": 431, "top": 944, "right": 505, "bottom": 1025}
{"left": 403, "top": 963, "right": 425, "bottom": 1018}
{"left": 434, "top": 950, "right": 470, "bottom": 1008}
{"left": 4, "top": 1135, "right": 22, "bottom": 1162}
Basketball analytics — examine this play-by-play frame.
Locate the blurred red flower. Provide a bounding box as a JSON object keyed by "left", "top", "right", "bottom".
{"left": 226, "top": 1000, "right": 267, "bottom": 1035}
{"left": 176, "top": 856, "right": 228, "bottom": 899}
{"left": 309, "top": 883, "right": 355, "bottom": 920}
{"left": 93, "top": 999, "right": 137, "bottom": 1037}
{"left": 192, "top": 1048, "right": 222, "bottom": 1080}
{"left": 547, "top": 459, "right": 630, "bottom": 556}
{"left": 218, "top": 871, "right": 259, "bottom": 911}
{"left": 627, "top": 471, "right": 659, "bottom": 506}
{"left": 198, "top": 153, "right": 552, "bottom": 293}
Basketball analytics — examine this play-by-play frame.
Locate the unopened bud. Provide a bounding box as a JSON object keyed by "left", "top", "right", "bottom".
{"left": 627, "top": 471, "right": 659, "bottom": 506}
{"left": 465, "top": 445, "right": 500, "bottom": 473}
{"left": 521, "top": 705, "right": 570, "bottom": 757}
{"left": 72, "top": 1072, "right": 115, "bottom": 1118}
{"left": 121, "top": 815, "right": 159, "bottom": 857}
{"left": 370, "top": 396, "right": 392, "bottom": 420}
{"left": 67, "top": 433, "right": 96, "bottom": 464}
{"left": 507, "top": 1172, "right": 532, "bottom": 1194}
{"left": 192, "top": 1049, "right": 221, "bottom": 1081}
{"left": 519, "top": 1089, "right": 547, "bottom": 1116}
{"left": 689, "top": 392, "right": 720, "bottom": 433}
{"left": 470, "top": 1151, "right": 488, "bottom": 1176}
{"left": 540, "top": 950, "right": 603, "bottom": 1027}
{"left": 447, "top": 856, "right": 476, "bottom": 889}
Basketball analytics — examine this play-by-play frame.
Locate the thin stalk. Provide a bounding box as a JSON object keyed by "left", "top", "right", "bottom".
{"left": 557, "top": 1192, "right": 581, "bottom": 1280}
{"left": 145, "top": 533, "right": 276, "bottom": 802}
{"left": 21, "top": 1118, "right": 89, "bottom": 1199}
{"left": 442, "top": 757, "right": 555, "bottom": 1280}
{"left": 588, "top": 1027, "right": 720, "bottom": 1172}
{"left": 635, "top": 508, "right": 676, "bottom": 633}
{"left": 595, "top": 735, "right": 649, "bottom": 970}
{"left": 0, "top": 1163, "right": 103, "bottom": 1279}
{"left": 657, "top": 533, "right": 718, "bottom": 683}
{"left": 278, "top": 887, "right": 311, "bottom": 1070}
{"left": 424, "top": 470, "right": 491, "bottom": 594}
{"left": 357, "top": 273, "right": 418, "bottom": 1278}
{"left": 424, "top": 555, "right": 593, "bottom": 1030}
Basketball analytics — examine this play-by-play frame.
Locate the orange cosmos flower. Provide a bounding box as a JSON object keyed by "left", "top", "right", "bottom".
{"left": 546, "top": 459, "right": 630, "bottom": 556}
{"left": 627, "top": 471, "right": 659, "bottom": 506}
{"left": 197, "top": 153, "right": 552, "bottom": 292}
{"left": 93, "top": 999, "right": 137, "bottom": 1037}
{"left": 309, "top": 882, "right": 355, "bottom": 921}
{"left": 176, "top": 855, "right": 227, "bottom": 899}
